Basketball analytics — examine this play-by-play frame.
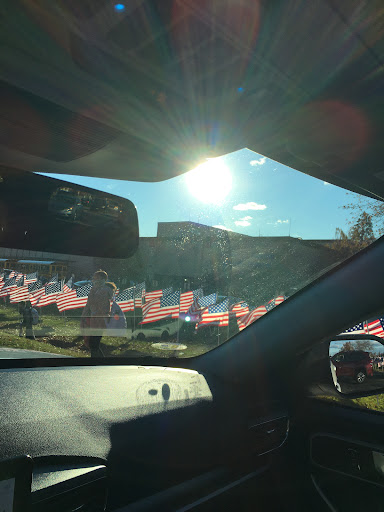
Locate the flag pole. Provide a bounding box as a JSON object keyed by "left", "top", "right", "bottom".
{"left": 133, "top": 285, "right": 136, "bottom": 334}
{"left": 177, "top": 289, "right": 181, "bottom": 344}
{"left": 216, "top": 291, "right": 220, "bottom": 347}
{"left": 227, "top": 310, "right": 230, "bottom": 341}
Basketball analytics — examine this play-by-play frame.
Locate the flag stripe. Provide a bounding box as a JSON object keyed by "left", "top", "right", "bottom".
{"left": 141, "top": 291, "right": 180, "bottom": 324}
{"left": 237, "top": 305, "right": 267, "bottom": 331}
{"left": 197, "top": 299, "right": 229, "bottom": 328}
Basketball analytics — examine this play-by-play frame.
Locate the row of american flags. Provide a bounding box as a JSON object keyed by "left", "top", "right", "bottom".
{"left": 0, "top": 271, "right": 286, "bottom": 330}
{"left": 1, "top": 270, "right": 384, "bottom": 336}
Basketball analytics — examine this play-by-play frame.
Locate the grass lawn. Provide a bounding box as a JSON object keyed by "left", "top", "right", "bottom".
{"left": 0, "top": 303, "right": 219, "bottom": 359}
{"left": 317, "top": 394, "right": 384, "bottom": 413}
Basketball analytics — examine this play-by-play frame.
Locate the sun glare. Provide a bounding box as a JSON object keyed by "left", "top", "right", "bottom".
{"left": 185, "top": 159, "right": 232, "bottom": 204}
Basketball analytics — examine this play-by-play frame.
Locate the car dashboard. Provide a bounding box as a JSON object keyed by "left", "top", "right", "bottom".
{"left": 0, "top": 364, "right": 288, "bottom": 511}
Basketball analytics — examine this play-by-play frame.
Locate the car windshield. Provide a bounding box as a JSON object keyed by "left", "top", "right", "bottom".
{"left": 0, "top": 148, "right": 382, "bottom": 360}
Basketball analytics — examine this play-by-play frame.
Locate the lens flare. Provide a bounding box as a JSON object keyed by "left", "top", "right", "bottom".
{"left": 186, "top": 159, "right": 232, "bottom": 204}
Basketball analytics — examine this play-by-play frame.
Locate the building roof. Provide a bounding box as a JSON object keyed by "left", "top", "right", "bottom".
{"left": 17, "top": 260, "right": 56, "bottom": 265}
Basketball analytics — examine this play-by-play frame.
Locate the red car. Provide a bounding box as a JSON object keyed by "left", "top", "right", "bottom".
{"left": 331, "top": 351, "right": 373, "bottom": 384}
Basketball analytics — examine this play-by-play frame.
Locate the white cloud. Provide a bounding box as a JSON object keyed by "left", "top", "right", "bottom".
{"left": 233, "top": 202, "right": 267, "bottom": 211}
{"left": 240, "top": 216, "right": 252, "bottom": 221}
{"left": 213, "top": 225, "right": 232, "bottom": 231}
{"left": 250, "top": 157, "right": 266, "bottom": 166}
{"left": 235, "top": 220, "right": 251, "bottom": 227}
{"left": 323, "top": 181, "right": 330, "bottom": 185}
{"left": 276, "top": 219, "right": 289, "bottom": 224}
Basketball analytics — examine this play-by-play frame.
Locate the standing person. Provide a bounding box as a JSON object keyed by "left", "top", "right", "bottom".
{"left": 20, "top": 301, "right": 36, "bottom": 340}
{"left": 105, "top": 282, "right": 127, "bottom": 337}
{"left": 18, "top": 302, "right": 24, "bottom": 336}
{"left": 81, "top": 270, "right": 113, "bottom": 357}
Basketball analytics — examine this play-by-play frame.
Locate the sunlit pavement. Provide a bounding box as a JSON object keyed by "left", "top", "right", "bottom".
{"left": 0, "top": 347, "right": 68, "bottom": 358}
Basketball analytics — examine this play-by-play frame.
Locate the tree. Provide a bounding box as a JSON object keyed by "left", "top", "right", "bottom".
{"left": 348, "top": 212, "right": 375, "bottom": 244}
{"left": 353, "top": 340, "right": 374, "bottom": 352}
{"left": 341, "top": 341, "right": 353, "bottom": 351}
{"left": 330, "top": 212, "right": 376, "bottom": 258}
{"left": 342, "top": 193, "right": 384, "bottom": 236}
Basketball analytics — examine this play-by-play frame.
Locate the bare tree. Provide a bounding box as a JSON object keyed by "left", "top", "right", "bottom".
{"left": 330, "top": 212, "right": 376, "bottom": 258}
{"left": 353, "top": 340, "right": 375, "bottom": 352}
{"left": 342, "top": 193, "right": 384, "bottom": 236}
{"left": 341, "top": 341, "right": 353, "bottom": 351}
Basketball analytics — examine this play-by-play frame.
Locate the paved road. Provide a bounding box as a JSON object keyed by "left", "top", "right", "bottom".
{"left": 0, "top": 347, "right": 68, "bottom": 358}
{"left": 339, "top": 373, "right": 384, "bottom": 394}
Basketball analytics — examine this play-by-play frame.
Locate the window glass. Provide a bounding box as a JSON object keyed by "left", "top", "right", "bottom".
{"left": 0, "top": 149, "right": 382, "bottom": 360}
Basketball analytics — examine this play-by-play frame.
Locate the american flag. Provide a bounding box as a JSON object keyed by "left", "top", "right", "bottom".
{"left": 266, "top": 296, "right": 285, "bottom": 311}
{"left": 196, "top": 299, "right": 230, "bottom": 328}
{"left": 180, "top": 289, "right": 203, "bottom": 313}
{"left": 46, "top": 274, "right": 58, "bottom": 285}
{"left": 274, "top": 295, "right": 285, "bottom": 305}
{"left": 15, "top": 276, "right": 24, "bottom": 286}
{"left": 0, "top": 276, "right": 18, "bottom": 297}
{"left": 11, "top": 273, "right": 24, "bottom": 284}
{"left": 187, "top": 292, "right": 217, "bottom": 320}
{"left": 55, "top": 278, "right": 74, "bottom": 309}
{"left": 35, "top": 281, "right": 63, "bottom": 307}
{"left": 9, "top": 277, "right": 29, "bottom": 303}
{"left": 230, "top": 301, "right": 249, "bottom": 318}
{"left": 56, "top": 283, "right": 92, "bottom": 312}
{"left": 28, "top": 281, "right": 43, "bottom": 293}
{"left": 199, "top": 293, "right": 218, "bottom": 308}
{"left": 140, "top": 291, "right": 180, "bottom": 324}
{"left": 367, "top": 318, "right": 384, "bottom": 338}
{"left": 24, "top": 272, "right": 38, "bottom": 284}
{"left": 237, "top": 305, "right": 268, "bottom": 331}
{"left": 115, "top": 287, "right": 135, "bottom": 312}
{"left": 29, "top": 283, "right": 45, "bottom": 306}
{"left": 63, "top": 277, "right": 73, "bottom": 292}
{"left": 341, "top": 322, "right": 368, "bottom": 335}
{"left": 145, "top": 287, "right": 172, "bottom": 303}
{"left": 134, "top": 282, "right": 146, "bottom": 308}
{"left": 145, "top": 289, "right": 162, "bottom": 302}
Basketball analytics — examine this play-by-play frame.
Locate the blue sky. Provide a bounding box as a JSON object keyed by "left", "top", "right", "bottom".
{"left": 43, "top": 148, "right": 366, "bottom": 239}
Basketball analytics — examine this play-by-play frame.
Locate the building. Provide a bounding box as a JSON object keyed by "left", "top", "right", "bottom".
{"left": 0, "top": 247, "right": 96, "bottom": 281}
{"left": 0, "top": 222, "right": 342, "bottom": 305}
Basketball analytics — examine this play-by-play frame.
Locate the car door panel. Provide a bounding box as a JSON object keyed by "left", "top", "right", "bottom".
{"left": 295, "top": 399, "right": 384, "bottom": 511}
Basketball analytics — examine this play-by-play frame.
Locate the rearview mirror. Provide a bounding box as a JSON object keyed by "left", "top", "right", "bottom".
{"left": 0, "top": 167, "right": 138, "bottom": 258}
{"left": 329, "top": 336, "right": 384, "bottom": 395}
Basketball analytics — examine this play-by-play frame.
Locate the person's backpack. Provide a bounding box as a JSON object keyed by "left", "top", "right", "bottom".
{"left": 105, "top": 301, "right": 127, "bottom": 336}
{"left": 31, "top": 308, "right": 39, "bottom": 325}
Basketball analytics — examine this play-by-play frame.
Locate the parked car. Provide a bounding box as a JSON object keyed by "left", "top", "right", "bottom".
{"left": 131, "top": 321, "right": 179, "bottom": 341}
{"left": 49, "top": 190, "right": 83, "bottom": 221}
{"left": 331, "top": 351, "right": 373, "bottom": 383}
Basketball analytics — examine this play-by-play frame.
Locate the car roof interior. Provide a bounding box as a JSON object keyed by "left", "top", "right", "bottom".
{"left": 1, "top": 0, "right": 384, "bottom": 202}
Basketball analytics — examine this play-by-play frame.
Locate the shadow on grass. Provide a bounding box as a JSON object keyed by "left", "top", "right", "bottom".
{"left": 0, "top": 322, "right": 21, "bottom": 330}
{"left": 41, "top": 337, "right": 87, "bottom": 352}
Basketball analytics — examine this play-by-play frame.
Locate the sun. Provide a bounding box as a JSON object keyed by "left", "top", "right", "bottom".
{"left": 185, "top": 159, "right": 232, "bottom": 204}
